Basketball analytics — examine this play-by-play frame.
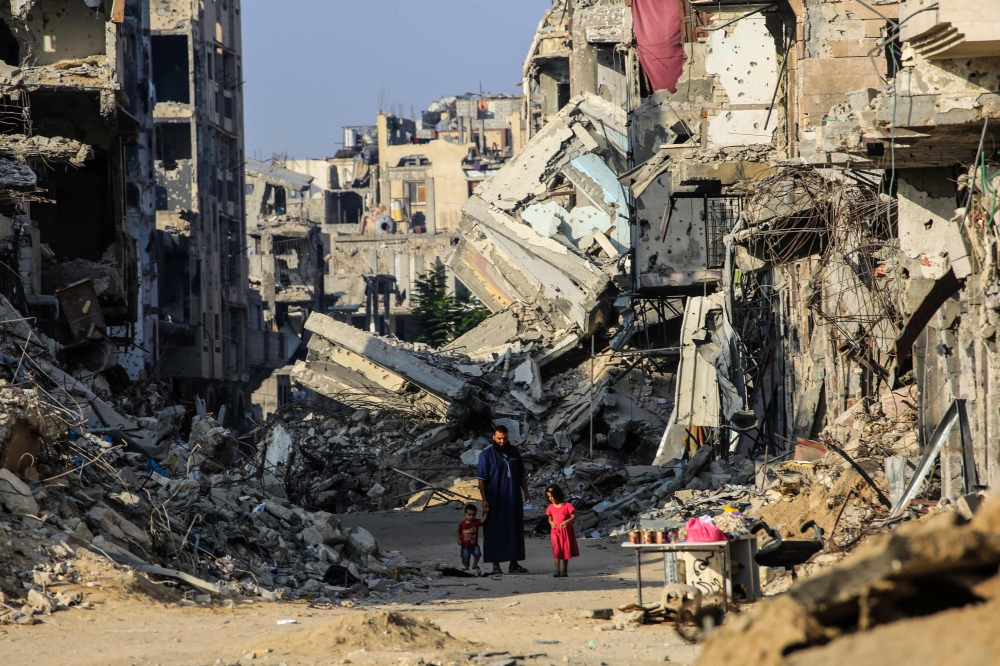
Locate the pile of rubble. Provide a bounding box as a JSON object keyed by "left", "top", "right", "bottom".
{"left": 0, "top": 294, "right": 450, "bottom": 626}
{"left": 267, "top": 294, "right": 940, "bottom": 559}
{"left": 697, "top": 493, "right": 1000, "bottom": 666}
{"left": 264, "top": 303, "right": 680, "bottom": 525}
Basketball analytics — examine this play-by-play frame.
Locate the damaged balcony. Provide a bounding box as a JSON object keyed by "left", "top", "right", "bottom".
{"left": 814, "top": 2, "right": 1000, "bottom": 168}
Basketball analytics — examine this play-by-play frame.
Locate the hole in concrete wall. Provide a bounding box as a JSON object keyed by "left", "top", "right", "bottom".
{"left": 159, "top": 239, "right": 190, "bottom": 323}
{"left": 0, "top": 20, "right": 19, "bottom": 66}
{"left": 155, "top": 122, "right": 191, "bottom": 164}
{"left": 151, "top": 35, "right": 190, "bottom": 104}
{"left": 538, "top": 58, "right": 570, "bottom": 115}
{"left": 126, "top": 182, "right": 140, "bottom": 210}
{"left": 32, "top": 151, "right": 113, "bottom": 262}
{"left": 29, "top": 91, "right": 106, "bottom": 147}
{"left": 334, "top": 191, "right": 363, "bottom": 224}
{"left": 273, "top": 187, "right": 286, "bottom": 215}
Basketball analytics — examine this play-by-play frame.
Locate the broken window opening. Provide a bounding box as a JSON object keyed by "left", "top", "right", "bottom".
{"left": 405, "top": 181, "right": 426, "bottom": 205}
{"left": 596, "top": 46, "right": 627, "bottom": 107}
{"left": 335, "top": 192, "right": 363, "bottom": 224}
{"left": 223, "top": 95, "right": 233, "bottom": 119}
{"left": 126, "top": 183, "right": 140, "bottom": 210}
{"left": 155, "top": 122, "right": 192, "bottom": 164}
{"left": 151, "top": 35, "right": 190, "bottom": 104}
{"left": 273, "top": 186, "right": 286, "bottom": 215}
{"left": 669, "top": 192, "right": 743, "bottom": 270}
{"left": 32, "top": 152, "right": 114, "bottom": 264}
{"left": 397, "top": 155, "right": 430, "bottom": 167}
{"left": 0, "top": 20, "right": 19, "bottom": 66}
{"left": 155, "top": 186, "right": 169, "bottom": 211}
{"left": 705, "top": 196, "right": 742, "bottom": 268}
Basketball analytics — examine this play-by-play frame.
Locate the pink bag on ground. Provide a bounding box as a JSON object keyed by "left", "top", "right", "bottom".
{"left": 685, "top": 517, "right": 727, "bottom": 542}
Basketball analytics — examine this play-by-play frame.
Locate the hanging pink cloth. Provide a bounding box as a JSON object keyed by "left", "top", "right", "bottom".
{"left": 686, "top": 517, "right": 727, "bottom": 543}
{"left": 631, "top": 0, "right": 685, "bottom": 94}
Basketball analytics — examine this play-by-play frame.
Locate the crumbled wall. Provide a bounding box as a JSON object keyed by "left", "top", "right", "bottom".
{"left": 17, "top": 0, "right": 108, "bottom": 65}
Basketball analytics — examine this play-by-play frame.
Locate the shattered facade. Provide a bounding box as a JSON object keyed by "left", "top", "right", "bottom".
{"left": 0, "top": 1, "right": 156, "bottom": 386}
{"left": 152, "top": 0, "right": 250, "bottom": 418}
{"left": 320, "top": 97, "right": 524, "bottom": 340}
{"left": 435, "top": 0, "right": 1000, "bottom": 560}
{"left": 244, "top": 158, "right": 327, "bottom": 417}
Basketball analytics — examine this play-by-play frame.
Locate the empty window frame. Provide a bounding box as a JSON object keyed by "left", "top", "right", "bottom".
{"left": 155, "top": 122, "right": 192, "bottom": 162}
{"left": 405, "top": 181, "right": 426, "bottom": 205}
{"left": 151, "top": 35, "right": 190, "bottom": 104}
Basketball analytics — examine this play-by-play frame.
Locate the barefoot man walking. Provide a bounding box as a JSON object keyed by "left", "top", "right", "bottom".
{"left": 477, "top": 425, "right": 531, "bottom": 576}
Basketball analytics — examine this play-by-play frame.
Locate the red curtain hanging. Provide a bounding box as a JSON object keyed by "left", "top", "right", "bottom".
{"left": 631, "top": 0, "right": 685, "bottom": 94}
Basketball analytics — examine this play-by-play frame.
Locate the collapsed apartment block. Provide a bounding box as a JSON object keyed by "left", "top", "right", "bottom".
{"left": 0, "top": 1, "right": 157, "bottom": 387}
{"left": 151, "top": 0, "right": 250, "bottom": 418}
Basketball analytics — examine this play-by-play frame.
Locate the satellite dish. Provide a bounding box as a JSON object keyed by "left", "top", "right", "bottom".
{"left": 375, "top": 216, "right": 396, "bottom": 235}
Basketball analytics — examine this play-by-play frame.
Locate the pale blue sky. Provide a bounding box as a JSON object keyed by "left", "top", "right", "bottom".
{"left": 242, "top": 0, "right": 549, "bottom": 160}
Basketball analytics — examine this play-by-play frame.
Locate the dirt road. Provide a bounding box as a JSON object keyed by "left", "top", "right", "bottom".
{"left": 3, "top": 504, "right": 701, "bottom": 665}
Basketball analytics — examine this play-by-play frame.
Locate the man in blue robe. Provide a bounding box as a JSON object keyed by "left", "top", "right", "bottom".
{"left": 477, "top": 425, "right": 531, "bottom": 575}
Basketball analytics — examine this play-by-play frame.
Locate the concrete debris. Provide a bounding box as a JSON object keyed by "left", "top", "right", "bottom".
{"left": 0, "top": 135, "right": 93, "bottom": 167}
{"left": 0, "top": 300, "right": 445, "bottom": 625}
{"left": 299, "top": 312, "right": 487, "bottom": 422}
{"left": 0, "top": 157, "right": 36, "bottom": 191}
{"left": 0, "top": 468, "right": 39, "bottom": 516}
{"left": 451, "top": 94, "right": 626, "bottom": 334}
{"left": 698, "top": 496, "right": 1000, "bottom": 666}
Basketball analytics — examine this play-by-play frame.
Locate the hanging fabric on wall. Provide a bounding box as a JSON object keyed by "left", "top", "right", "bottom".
{"left": 631, "top": 0, "right": 685, "bottom": 94}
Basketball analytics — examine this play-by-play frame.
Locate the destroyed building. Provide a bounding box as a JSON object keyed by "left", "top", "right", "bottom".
{"left": 245, "top": 158, "right": 327, "bottom": 417}
{"left": 0, "top": 1, "right": 158, "bottom": 387}
{"left": 283, "top": 0, "right": 1000, "bottom": 551}
{"left": 291, "top": 98, "right": 522, "bottom": 340}
{"left": 152, "top": 0, "right": 250, "bottom": 418}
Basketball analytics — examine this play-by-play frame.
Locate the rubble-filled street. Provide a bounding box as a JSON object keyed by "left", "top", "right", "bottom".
{"left": 1, "top": 0, "right": 1000, "bottom": 664}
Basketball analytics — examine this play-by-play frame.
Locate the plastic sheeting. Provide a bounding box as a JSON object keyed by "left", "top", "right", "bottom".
{"left": 631, "top": 0, "right": 685, "bottom": 94}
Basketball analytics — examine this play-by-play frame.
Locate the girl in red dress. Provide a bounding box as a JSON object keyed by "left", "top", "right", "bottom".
{"left": 545, "top": 484, "right": 579, "bottom": 577}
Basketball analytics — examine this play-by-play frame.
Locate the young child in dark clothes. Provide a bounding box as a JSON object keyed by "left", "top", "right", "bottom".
{"left": 545, "top": 484, "right": 579, "bottom": 577}
{"left": 457, "top": 503, "right": 484, "bottom": 575}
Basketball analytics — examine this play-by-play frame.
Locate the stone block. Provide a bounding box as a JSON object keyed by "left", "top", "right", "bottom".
{"left": 0, "top": 468, "right": 38, "bottom": 515}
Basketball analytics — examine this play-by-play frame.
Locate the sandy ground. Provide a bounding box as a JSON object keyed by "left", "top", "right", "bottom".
{"left": 2, "top": 503, "right": 703, "bottom": 665}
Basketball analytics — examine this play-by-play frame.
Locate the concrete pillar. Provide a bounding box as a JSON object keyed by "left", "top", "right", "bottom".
{"left": 424, "top": 177, "right": 436, "bottom": 236}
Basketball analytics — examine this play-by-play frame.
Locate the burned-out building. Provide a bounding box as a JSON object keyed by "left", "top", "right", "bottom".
{"left": 0, "top": 1, "right": 157, "bottom": 387}
{"left": 151, "top": 0, "right": 249, "bottom": 418}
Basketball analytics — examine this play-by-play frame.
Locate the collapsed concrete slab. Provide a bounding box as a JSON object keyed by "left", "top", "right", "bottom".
{"left": 451, "top": 94, "right": 627, "bottom": 334}
{"left": 654, "top": 294, "right": 724, "bottom": 465}
{"left": 299, "top": 313, "right": 487, "bottom": 422}
{"left": 442, "top": 309, "right": 519, "bottom": 361}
